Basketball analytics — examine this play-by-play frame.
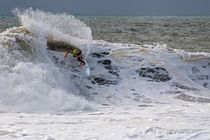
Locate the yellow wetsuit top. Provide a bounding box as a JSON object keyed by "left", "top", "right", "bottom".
{"left": 72, "top": 48, "right": 81, "bottom": 57}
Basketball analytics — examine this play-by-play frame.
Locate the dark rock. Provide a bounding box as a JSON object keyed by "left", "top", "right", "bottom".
{"left": 91, "top": 53, "right": 104, "bottom": 58}
{"left": 106, "top": 65, "right": 118, "bottom": 72}
{"left": 92, "top": 78, "right": 118, "bottom": 86}
{"left": 91, "top": 80, "right": 96, "bottom": 84}
{"left": 98, "top": 59, "right": 112, "bottom": 65}
{"left": 91, "top": 52, "right": 110, "bottom": 58}
{"left": 100, "top": 52, "right": 110, "bottom": 55}
{"left": 108, "top": 71, "right": 119, "bottom": 77}
{"left": 137, "top": 67, "right": 171, "bottom": 82}
{"left": 105, "top": 65, "right": 113, "bottom": 70}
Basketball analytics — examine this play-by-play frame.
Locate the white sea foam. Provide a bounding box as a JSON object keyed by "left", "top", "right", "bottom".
{"left": 0, "top": 45, "right": 94, "bottom": 113}
{"left": 176, "top": 49, "right": 210, "bottom": 61}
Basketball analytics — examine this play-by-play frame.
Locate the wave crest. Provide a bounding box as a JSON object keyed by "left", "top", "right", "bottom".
{"left": 13, "top": 8, "right": 92, "bottom": 40}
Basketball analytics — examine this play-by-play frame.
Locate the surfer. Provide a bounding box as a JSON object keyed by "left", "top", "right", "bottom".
{"left": 64, "top": 48, "right": 86, "bottom": 66}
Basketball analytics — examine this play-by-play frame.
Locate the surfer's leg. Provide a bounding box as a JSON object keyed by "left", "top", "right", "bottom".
{"left": 78, "top": 57, "right": 85, "bottom": 66}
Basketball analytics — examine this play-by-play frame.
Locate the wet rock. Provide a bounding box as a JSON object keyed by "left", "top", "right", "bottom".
{"left": 137, "top": 67, "right": 171, "bottom": 82}
{"left": 91, "top": 53, "right": 104, "bottom": 58}
{"left": 91, "top": 52, "right": 110, "bottom": 58}
{"left": 105, "top": 65, "right": 113, "bottom": 70}
{"left": 108, "top": 71, "right": 119, "bottom": 77}
{"left": 92, "top": 77, "right": 118, "bottom": 86}
{"left": 98, "top": 59, "right": 112, "bottom": 65}
{"left": 100, "top": 52, "right": 110, "bottom": 55}
{"left": 107, "top": 66, "right": 120, "bottom": 77}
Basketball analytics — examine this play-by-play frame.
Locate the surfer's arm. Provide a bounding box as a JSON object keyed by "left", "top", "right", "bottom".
{"left": 64, "top": 50, "right": 70, "bottom": 58}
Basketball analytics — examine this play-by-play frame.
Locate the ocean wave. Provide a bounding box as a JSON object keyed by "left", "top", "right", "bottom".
{"left": 0, "top": 9, "right": 210, "bottom": 113}
{"left": 0, "top": 9, "right": 95, "bottom": 113}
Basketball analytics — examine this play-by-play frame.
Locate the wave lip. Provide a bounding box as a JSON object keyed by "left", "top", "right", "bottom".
{"left": 13, "top": 8, "right": 92, "bottom": 41}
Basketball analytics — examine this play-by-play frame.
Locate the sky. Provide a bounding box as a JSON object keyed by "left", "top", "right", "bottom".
{"left": 0, "top": 0, "right": 210, "bottom": 16}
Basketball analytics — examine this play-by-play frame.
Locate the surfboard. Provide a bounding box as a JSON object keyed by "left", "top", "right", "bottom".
{"left": 82, "top": 59, "right": 90, "bottom": 76}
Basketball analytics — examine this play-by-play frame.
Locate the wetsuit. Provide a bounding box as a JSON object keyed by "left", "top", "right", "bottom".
{"left": 65, "top": 48, "right": 85, "bottom": 65}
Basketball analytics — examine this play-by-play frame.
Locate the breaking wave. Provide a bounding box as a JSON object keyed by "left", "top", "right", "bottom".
{"left": 0, "top": 9, "right": 210, "bottom": 114}
{"left": 0, "top": 9, "right": 94, "bottom": 113}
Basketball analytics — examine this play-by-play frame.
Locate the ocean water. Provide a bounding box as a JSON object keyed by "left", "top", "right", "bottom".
{"left": 1, "top": 15, "right": 210, "bottom": 52}
{"left": 81, "top": 16, "right": 210, "bottom": 52}
{"left": 0, "top": 9, "right": 210, "bottom": 139}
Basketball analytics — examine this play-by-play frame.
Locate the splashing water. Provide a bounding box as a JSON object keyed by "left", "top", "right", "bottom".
{"left": 0, "top": 9, "right": 210, "bottom": 139}
{"left": 0, "top": 9, "right": 95, "bottom": 113}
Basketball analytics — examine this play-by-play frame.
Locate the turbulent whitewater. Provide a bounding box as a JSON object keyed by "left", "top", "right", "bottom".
{"left": 0, "top": 9, "right": 210, "bottom": 140}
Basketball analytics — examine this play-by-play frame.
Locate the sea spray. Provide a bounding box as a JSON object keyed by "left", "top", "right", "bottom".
{"left": 0, "top": 9, "right": 95, "bottom": 113}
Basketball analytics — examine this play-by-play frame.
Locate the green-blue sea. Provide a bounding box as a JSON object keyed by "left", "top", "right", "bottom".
{"left": 1, "top": 16, "right": 210, "bottom": 52}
